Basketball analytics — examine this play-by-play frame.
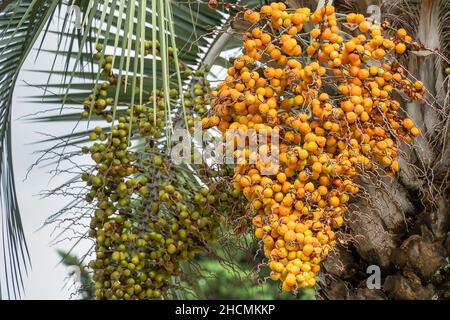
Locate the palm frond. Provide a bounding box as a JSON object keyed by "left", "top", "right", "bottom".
{"left": 34, "top": 0, "right": 234, "bottom": 123}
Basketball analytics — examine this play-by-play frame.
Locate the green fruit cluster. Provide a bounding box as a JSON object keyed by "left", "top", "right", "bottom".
{"left": 183, "top": 66, "right": 211, "bottom": 117}
{"left": 81, "top": 44, "right": 237, "bottom": 299}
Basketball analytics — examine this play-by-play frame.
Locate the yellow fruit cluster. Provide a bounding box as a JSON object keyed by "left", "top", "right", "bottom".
{"left": 203, "top": 3, "right": 424, "bottom": 292}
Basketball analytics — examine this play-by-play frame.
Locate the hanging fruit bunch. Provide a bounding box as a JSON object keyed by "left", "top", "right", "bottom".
{"left": 202, "top": 2, "right": 425, "bottom": 292}
{"left": 81, "top": 41, "right": 238, "bottom": 299}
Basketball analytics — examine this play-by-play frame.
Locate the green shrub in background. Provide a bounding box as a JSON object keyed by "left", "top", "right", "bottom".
{"left": 182, "top": 236, "right": 315, "bottom": 300}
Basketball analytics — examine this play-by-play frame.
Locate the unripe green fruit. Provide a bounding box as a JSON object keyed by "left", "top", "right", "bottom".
{"left": 138, "top": 186, "right": 148, "bottom": 196}
{"left": 167, "top": 244, "right": 177, "bottom": 254}
{"left": 200, "top": 187, "right": 209, "bottom": 196}
{"left": 184, "top": 100, "right": 193, "bottom": 108}
{"left": 81, "top": 172, "right": 90, "bottom": 181}
{"left": 153, "top": 155, "right": 162, "bottom": 166}
{"left": 96, "top": 43, "right": 104, "bottom": 51}
{"left": 112, "top": 251, "right": 120, "bottom": 261}
{"left": 89, "top": 132, "right": 98, "bottom": 141}
{"left": 91, "top": 176, "right": 103, "bottom": 187}
{"left": 164, "top": 184, "right": 175, "bottom": 193}
{"left": 103, "top": 63, "right": 112, "bottom": 72}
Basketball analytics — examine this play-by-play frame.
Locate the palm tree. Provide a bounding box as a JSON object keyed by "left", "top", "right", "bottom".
{"left": 0, "top": 0, "right": 448, "bottom": 299}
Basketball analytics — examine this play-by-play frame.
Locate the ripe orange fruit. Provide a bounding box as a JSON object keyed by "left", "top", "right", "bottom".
{"left": 346, "top": 13, "right": 356, "bottom": 23}
{"left": 359, "top": 21, "right": 370, "bottom": 33}
{"left": 345, "top": 41, "right": 356, "bottom": 52}
{"left": 277, "top": 172, "right": 287, "bottom": 183}
{"left": 312, "top": 162, "right": 323, "bottom": 174}
{"left": 397, "top": 28, "right": 407, "bottom": 38}
{"left": 395, "top": 43, "right": 406, "bottom": 54}
{"left": 402, "top": 118, "right": 414, "bottom": 130}
{"left": 358, "top": 69, "right": 369, "bottom": 80}
{"left": 346, "top": 112, "right": 357, "bottom": 123}
{"left": 303, "top": 244, "right": 314, "bottom": 256}
{"left": 414, "top": 81, "right": 424, "bottom": 90}
{"left": 328, "top": 196, "right": 340, "bottom": 207}
{"left": 311, "top": 28, "right": 321, "bottom": 38}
